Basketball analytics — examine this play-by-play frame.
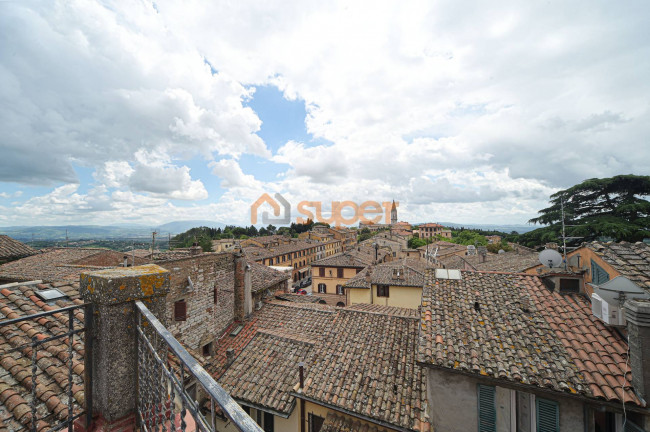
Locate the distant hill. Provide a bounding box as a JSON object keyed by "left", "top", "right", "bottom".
{"left": 432, "top": 222, "right": 540, "bottom": 234}
{"left": 0, "top": 220, "right": 226, "bottom": 241}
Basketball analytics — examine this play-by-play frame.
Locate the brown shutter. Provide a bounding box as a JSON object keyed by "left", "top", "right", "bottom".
{"left": 319, "top": 267, "right": 325, "bottom": 277}
{"left": 174, "top": 300, "right": 187, "bottom": 321}
{"left": 337, "top": 268, "right": 343, "bottom": 278}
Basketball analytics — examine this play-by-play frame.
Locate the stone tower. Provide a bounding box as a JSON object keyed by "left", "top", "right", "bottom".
{"left": 391, "top": 200, "right": 397, "bottom": 225}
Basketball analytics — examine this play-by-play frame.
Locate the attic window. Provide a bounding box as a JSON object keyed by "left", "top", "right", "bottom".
{"left": 229, "top": 324, "right": 244, "bottom": 337}
{"left": 559, "top": 278, "right": 580, "bottom": 294}
{"left": 36, "top": 288, "right": 67, "bottom": 302}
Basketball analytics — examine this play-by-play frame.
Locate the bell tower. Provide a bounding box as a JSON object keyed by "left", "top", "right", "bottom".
{"left": 390, "top": 200, "right": 398, "bottom": 225}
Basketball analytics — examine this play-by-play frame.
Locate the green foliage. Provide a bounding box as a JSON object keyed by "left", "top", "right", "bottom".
{"left": 450, "top": 230, "right": 488, "bottom": 246}
{"left": 520, "top": 175, "right": 650, "bottom": 247}
{"left": 408, "top": 237, "right": 429, "bottom": 249}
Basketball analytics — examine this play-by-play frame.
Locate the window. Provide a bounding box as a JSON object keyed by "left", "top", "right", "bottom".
{"left": 263, "top": 412, "right": 274, "bottom": 432}
{"left": 356, "top": 268, "right": 362, "bottom": 274}
{"left": 213, "top": 286, "right": 218, "bottom": 304}
{"left": 202, "top": 342, "right": 213, "bottom": 357}
{"left": 337, "top": 268, "right": 344, "bottom": 278}
{"left": 591, "top": 259, "right": 610, "bottom": 285}
{"left": 377, "top": 285, "right": 389, "bottom": 297}
{"left": 336, "top": 285, "right": 344, "bottom": 295}
{"left": 308, "top": 413, "right": 324, "bottom": 432}
{"left": 318, "top": 283, "right": 326, "bottom": 294}
{"left": 174, "top": 300, "right": 187, "bottom": 321}
{"left": 477, "top": 384, "right": 496, "bottom": 432}
{"left": 319, "top": 267, "right": 325, "bottom": 277}
{"left": 536, "top": 398, "right": 559, "bottom": 432}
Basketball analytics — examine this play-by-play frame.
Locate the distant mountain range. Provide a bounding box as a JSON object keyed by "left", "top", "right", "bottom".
{"left": 0, "top": 220, "right": 227, "bottom": 241}
{"left": 435, "top": 222, "right": 540, "bottom": 234}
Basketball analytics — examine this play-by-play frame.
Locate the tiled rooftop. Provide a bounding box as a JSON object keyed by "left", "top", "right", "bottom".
{"left": 214, "top": 302, "right": 429, "bottom": 431}
{"left": 588, "top": 241, "right": 650, "bottom": 290}
{"left": 0, "top": 281, "right": 85, "bottom": 430}
{"left": 441, "top": 250, "right": 540, "bottom": 273}
{"left": 344, "top": 259, "right": 427, "bottom": 289}
{"left": 302, "top": 308, "right": 430, "bottom": 431}
{"left": 312, "top": 252, "right": 370, "bottom": 268}
{"left": 219, "top": 331, "right": 313, "bottom": 416}
{"left": 243, "top": 240, "right": 324, "bottom": 261}
{"left": 207, "top": 302, "right": 336, "bottom": 380}
{"left": 0, "top": 248, "right": 132, "bottom": 283}
{"left": 320, "top": 412, "right": 389, "bottom": 432}
{"left": 248, "top": 260, "right": 290, "bottom": 292}
{"left": 0, "top": 236, "right": 35, "bottom": 262}
{"left": 418, "top": 270, "right": 642, "bottom": 407}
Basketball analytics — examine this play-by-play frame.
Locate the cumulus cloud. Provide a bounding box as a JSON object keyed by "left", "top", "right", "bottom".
{"left": 2, "top": 0, "right": 649, "bottom": 226}
{"left": 0, "top": 0, "right": 268, "bottom": 186}
{"left": 210, "top": 159, "right": 261, "bottom": 189}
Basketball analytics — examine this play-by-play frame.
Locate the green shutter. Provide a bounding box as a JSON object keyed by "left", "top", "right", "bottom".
{"left": 536, "top": 398, "right": 559, "bottom": 432}
{"left": 477, "top": 385, "right": 496, "bottom": 432}
{"left": 591, "top": 259, "right": 610, "bottom": 285}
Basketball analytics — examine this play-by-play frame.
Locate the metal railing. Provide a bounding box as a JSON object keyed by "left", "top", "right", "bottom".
{"left": 135, "top": 301, "right": 263, "bottom": 432}
{"left": 0, "top": 303, "right": 92, "bottom": 432}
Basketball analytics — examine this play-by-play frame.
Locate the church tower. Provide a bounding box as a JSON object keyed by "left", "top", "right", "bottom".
{"left": 390, "top": 200, "right": 397, "bottom": 225}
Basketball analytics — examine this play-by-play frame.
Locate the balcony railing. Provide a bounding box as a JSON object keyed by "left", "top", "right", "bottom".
{"left": 135, "top": 301, "right": 263, "bottom": 432}
{"left": 0, "top": 303, "right": 91, "bottom": 432}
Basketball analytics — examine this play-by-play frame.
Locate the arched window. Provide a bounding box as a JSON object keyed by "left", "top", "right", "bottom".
{"left": 336, "top": 302, "right": 345, "bottom": 307}
{"left": 318, "top": 283, "right": 326, "bottom": 293}
{"left": 336, "top": 285, "right": 344, "bottom": 295}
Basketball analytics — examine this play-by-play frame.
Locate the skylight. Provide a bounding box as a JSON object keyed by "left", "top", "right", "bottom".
{"left": 35, "top": 288, "right": 67, "bottom": 301}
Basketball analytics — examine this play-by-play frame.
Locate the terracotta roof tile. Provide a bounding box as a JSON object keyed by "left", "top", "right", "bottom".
{"left": 418, "top": 270, "right": 643, "bottom": 407}
{"left": 0, "top": 281, "right": 85, "bottom": 430}
{"left": 0, "top": 248, "right": 145, "bottom": 283}
{"left": 0, "top": 237, "right": 35, "bottom": 263}
{"left": 320, "top": 412, "right": 390, "bottom": 432}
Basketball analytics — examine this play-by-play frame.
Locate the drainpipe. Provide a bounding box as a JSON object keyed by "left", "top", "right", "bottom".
{"left": 299, "top": 362, "right": 305, "bottom": 432}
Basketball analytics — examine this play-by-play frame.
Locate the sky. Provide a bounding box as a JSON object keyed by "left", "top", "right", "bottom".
{"left": 1, "top": 0, "right": 649, "bottom": 227}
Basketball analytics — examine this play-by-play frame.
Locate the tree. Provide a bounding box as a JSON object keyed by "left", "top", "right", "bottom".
{"left": 408, "top": 237, "right": 428, "bottom": 249}
{"left": 521, "top": 175, "right": 650, "bottom": 247}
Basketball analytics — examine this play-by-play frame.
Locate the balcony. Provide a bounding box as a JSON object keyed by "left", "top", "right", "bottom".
{"left": 0, "top": 266, "right": 262, "bottom": 432}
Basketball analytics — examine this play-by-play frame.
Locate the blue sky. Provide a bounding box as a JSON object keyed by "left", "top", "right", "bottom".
{"left": 0, "top": 1, "right": 648, "bottom": 227}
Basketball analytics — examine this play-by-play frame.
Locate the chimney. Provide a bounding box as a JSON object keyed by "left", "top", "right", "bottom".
{"left": 226, "top": 348, "right": 236, "bottom": 367}
{"left": 625, "top": 299, "right": 650, "bottom": 400}
{"left": 123, "top": 255, "right": 129, "bottom": 267}
{"left": 234, "top": 253, "right": 252, "bottom": 321}
{"left": 190, "top": 243, "right": 202, "bottom": 256}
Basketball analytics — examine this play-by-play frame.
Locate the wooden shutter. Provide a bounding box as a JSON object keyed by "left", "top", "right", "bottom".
{"left": 319, "top": 267, "right": 325, "bottom": 277}
{"left": 536, "top": 398, "right": 559, "bottom": 432}
{"left": 477, "top": 384, "right": 496, "bottom": 432}
{"left": 174, "top": 300, "right": 187, "bottom": 321}
{"left": 591, "top": 259, "right": 610, "bottom": 285}
{"left": 337, "top": 268, "right": 344, "bottom": 278}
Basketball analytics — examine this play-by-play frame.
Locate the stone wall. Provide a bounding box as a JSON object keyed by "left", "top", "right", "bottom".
{"left": 158, "top": 253, "right": 236, "bottom": 351}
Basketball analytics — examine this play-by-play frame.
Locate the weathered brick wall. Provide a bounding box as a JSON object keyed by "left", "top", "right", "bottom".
{"left": 158, "top": 253, "right": 236, "bottom": 351}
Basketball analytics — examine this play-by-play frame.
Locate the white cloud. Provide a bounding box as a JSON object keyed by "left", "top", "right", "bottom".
{"left": 210, "top": 159, "right": 261, "bottom": 189}
{"left": 1, "top": 0, "right": 649, "bottom": 226}
{"left": 0, "top": 0, "right": 269, "bottom": 185}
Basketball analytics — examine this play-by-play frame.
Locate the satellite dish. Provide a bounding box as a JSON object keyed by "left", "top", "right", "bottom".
{"left": 539, "top": 249, "right": 562, "bottom": 268}
{"left": 498, "top": 249, "right": 505, "bottom": 254}
{"left": 593, "top": 276, "right": 649, "bottom": 303}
